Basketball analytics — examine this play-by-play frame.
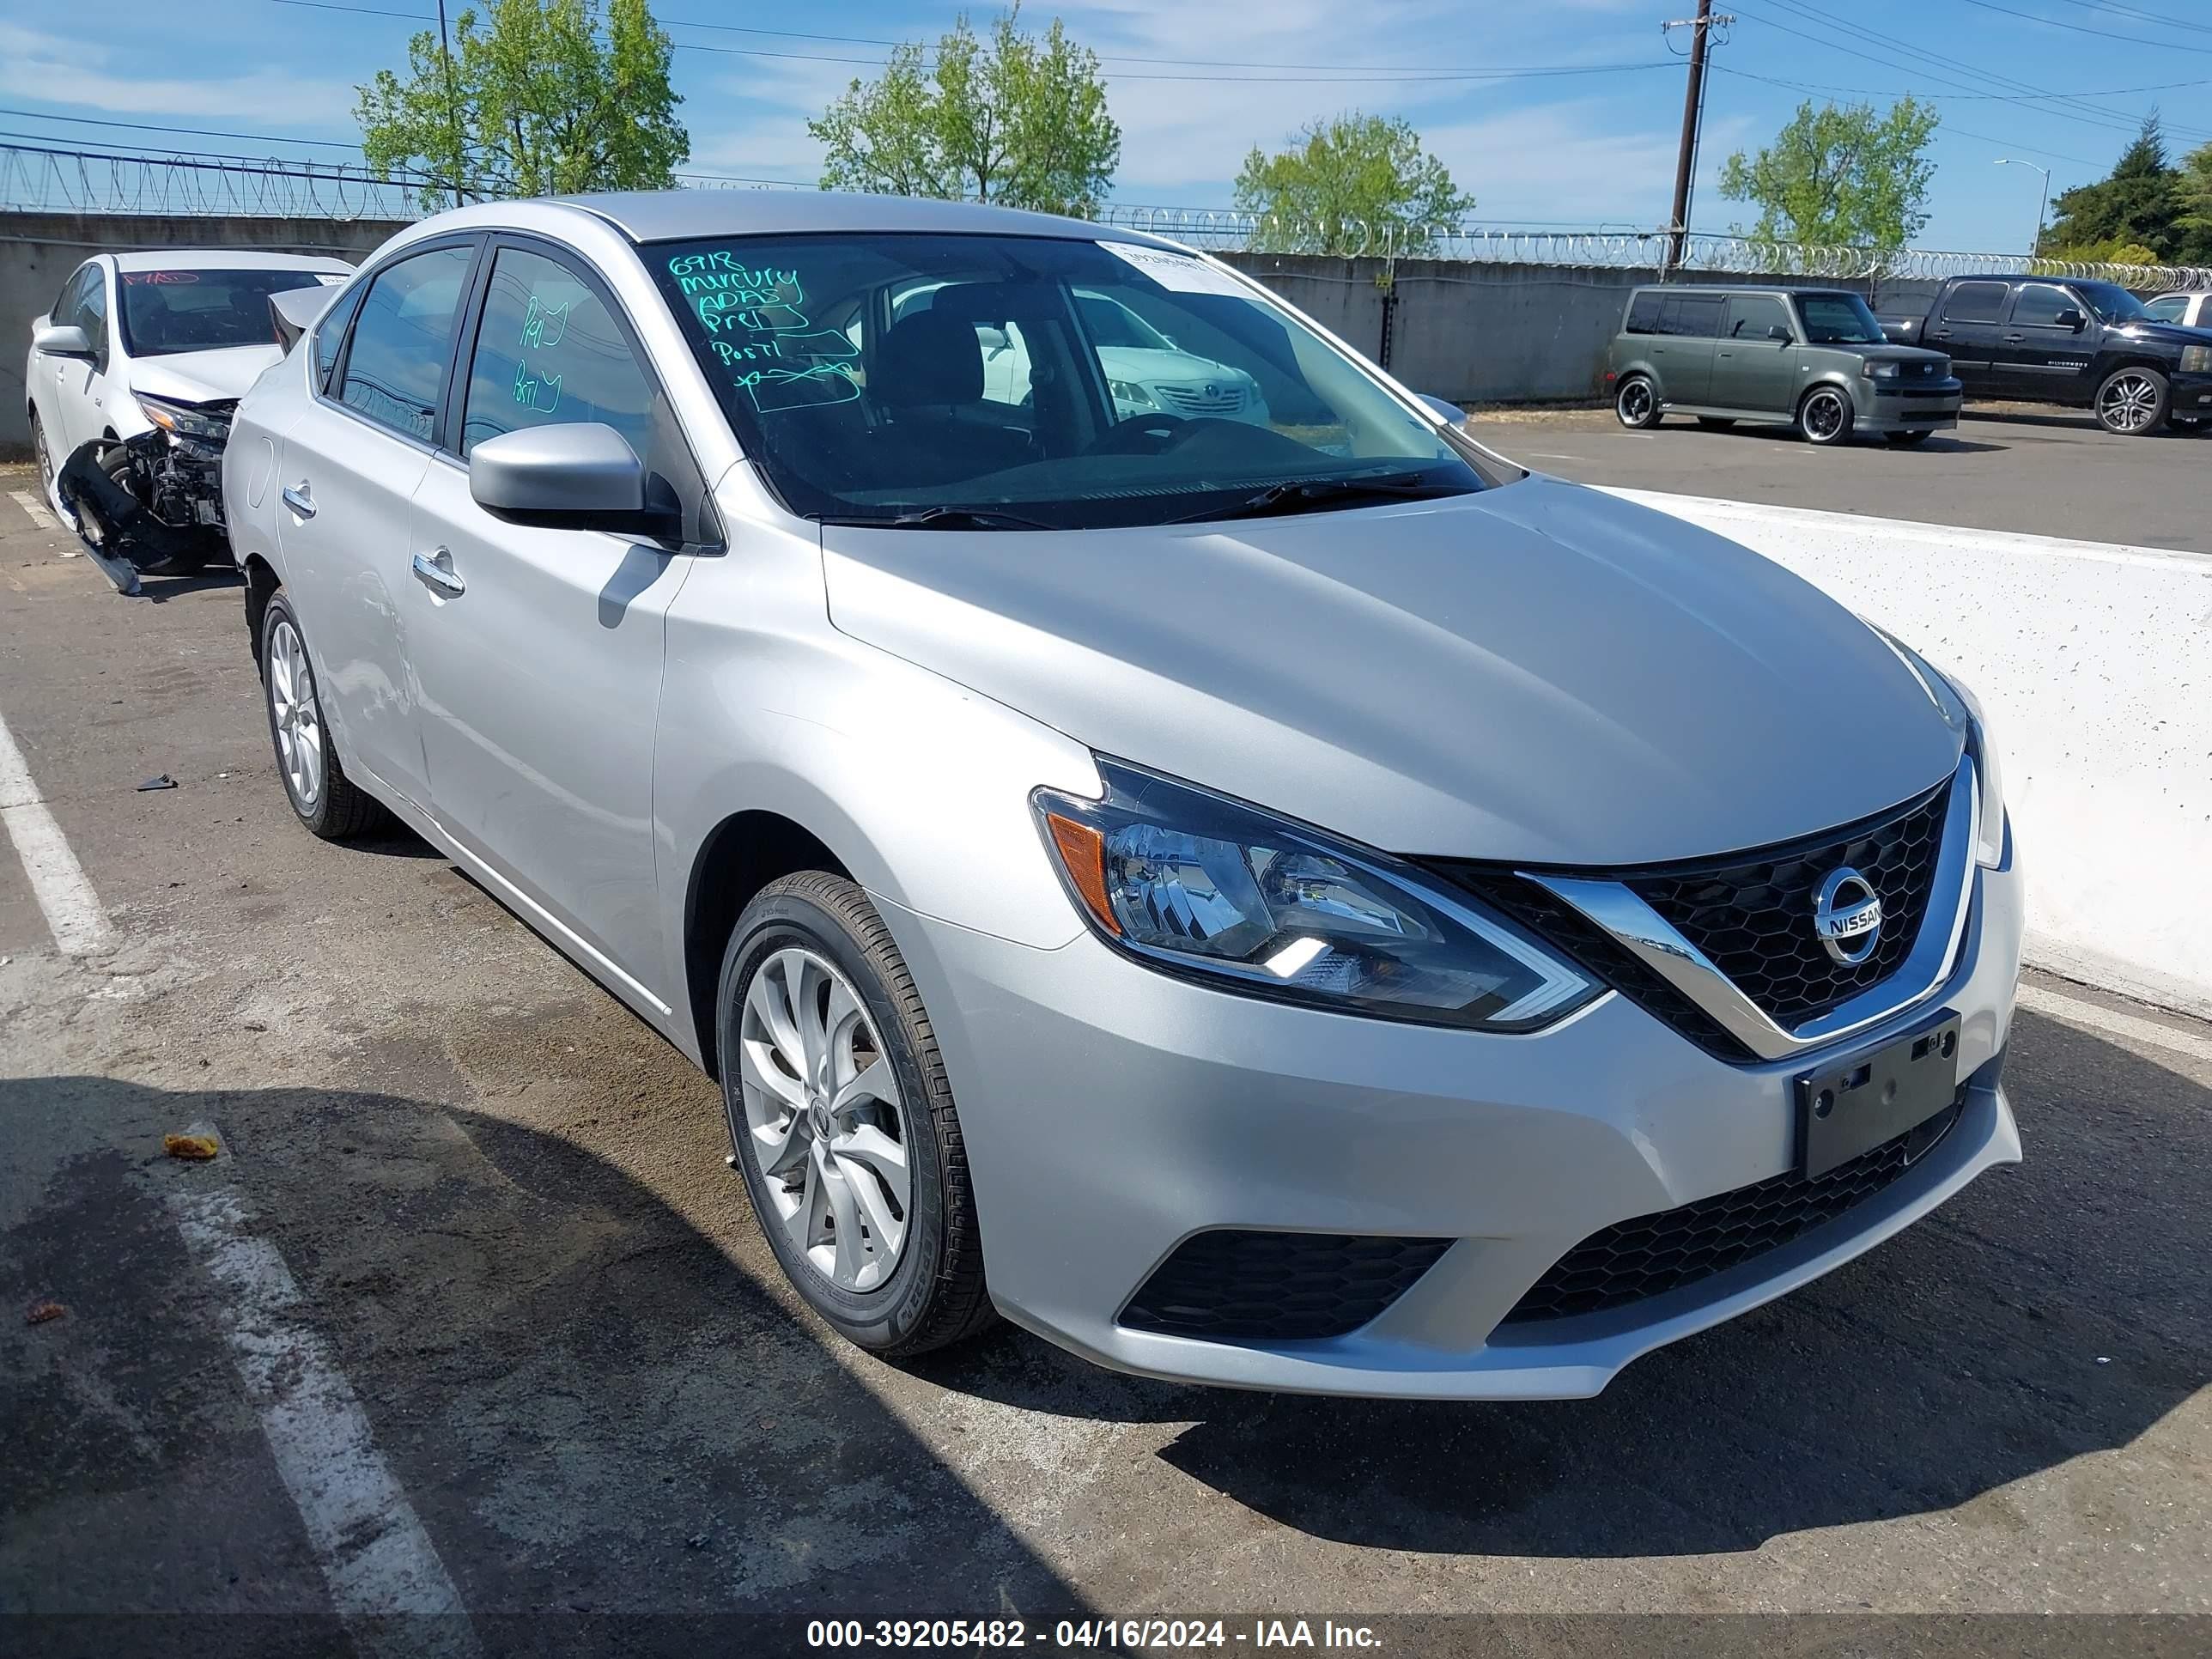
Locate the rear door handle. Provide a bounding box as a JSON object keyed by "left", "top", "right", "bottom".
{"left": 411, "top": 548, "right": 465, "bottom": 598}
{"left": 280, "top": 483, "right": 315, "bottom": 519}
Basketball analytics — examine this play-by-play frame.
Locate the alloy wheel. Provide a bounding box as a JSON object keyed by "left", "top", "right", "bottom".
{"left": 738, "top": 946, "right": 911, "bottom": 1293}
{"left": 2100, "top": 372, "right": 2159, "bottom": 434}
{"left": 266, "top": 618, "right": 325, "bottom": 809}
{"left": 1617, "top": 379, "right": 1654, "bottom": 426}
{"left": 1802, "top": 389, "right": 1847, "bottom": 443}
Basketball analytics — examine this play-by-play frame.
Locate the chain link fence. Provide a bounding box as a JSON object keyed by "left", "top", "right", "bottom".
{"left": 7, "top": 146, "right": 2209, "bottom": 292}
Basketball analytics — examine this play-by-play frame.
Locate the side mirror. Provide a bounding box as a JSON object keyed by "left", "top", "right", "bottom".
{"left": 469, "top": 423, "right": 664, "bottom": 534}
{"left": 1415, "top": 393, "right": 1467, "bottom": 427}
{"left": 2055, "top": 307, "right": 2086, "bottom": 331}
{"left": 1767, "top": 324, "right": 1793, "bottom": 343}
{"left": 33, "top": 322, "right": 94, "bottom": 359}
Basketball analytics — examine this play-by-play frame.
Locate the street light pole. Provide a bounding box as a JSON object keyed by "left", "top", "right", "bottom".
{"left": 1996, "top": 159, "right": 2052, "bottom": 259}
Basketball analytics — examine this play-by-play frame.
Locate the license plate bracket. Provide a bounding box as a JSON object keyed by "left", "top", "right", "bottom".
{"left": 1795, "top": 1012, "right": 1961, "bottom": 1179}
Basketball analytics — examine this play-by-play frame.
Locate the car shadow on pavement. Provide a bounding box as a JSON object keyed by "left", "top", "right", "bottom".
{"left": 1681, "top": 423, "right": 2008, "bottom": 455}
{"left": 915, "top": 1009, "right": 2209, "bottom": 1558}
{"left": 0, "top": 1073, "right": 1092, "bottom": 1647}
{"left": 133, "top": 567, "right": 246, "bottom": 605}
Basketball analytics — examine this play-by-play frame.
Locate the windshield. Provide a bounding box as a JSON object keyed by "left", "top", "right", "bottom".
{"left": 118, "top": 268, "right": 334, "bottom": 358}
{"left": 2073, "top": 280, "right": 2149, "bottom": 324}
{"left": 1792, "top": 292, "right": 1886, "bottom": 345}
{"left": 649, "top": 233, "right": 1492, "bottom": 529}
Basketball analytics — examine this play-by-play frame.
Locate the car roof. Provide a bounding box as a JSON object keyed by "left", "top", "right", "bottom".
{"left": 542, "top": 188, "right": 1173, "bottom": 248}
{"left": 109, "top": 249, "right": 354, "bottom": 274}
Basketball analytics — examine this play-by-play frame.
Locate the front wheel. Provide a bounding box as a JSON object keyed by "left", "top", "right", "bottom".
{"left": 719, "top": 872, "right": 994, "bottom": 1358}
{"left": 1797, "top": 385, "right": 1854, "bottom": 446}
{"left": 1614, "top": 375, "right": 1661, "bottom": 429}
{"left": 2095, "top": 367, "right": 2168, "bottom": 435}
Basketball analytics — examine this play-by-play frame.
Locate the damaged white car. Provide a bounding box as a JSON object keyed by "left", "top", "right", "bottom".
{"left": 25, "top": 250, "right": 350, "bottom": 576}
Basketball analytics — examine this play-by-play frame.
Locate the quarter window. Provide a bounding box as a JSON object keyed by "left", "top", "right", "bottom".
{"left": 459, "top": 246, "right": 657, "bottom": 462}
{"left": 2009, "top": 284, "right": 2079, "bottom": 328}
{"left": 1942, "top": 282, "right": 2009, "bottom": 324}
{"left": 338, "top": 243, "right": 476, "bottom": 443}
{"left": 1625, "top": 291, "right": 1662, "bottom": 334}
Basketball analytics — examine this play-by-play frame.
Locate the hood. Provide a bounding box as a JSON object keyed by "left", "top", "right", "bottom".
{"left": 130, "top": 344, "right": 284, "bottom": 408}
{"left": 822, "top": 477, "right": 1965, "bottom": 866}
{"left": 1097, "top": 346, "right": 1250, "bottom": 386}
{"left": 2114, "top": 320, "right": 2212, "bottom": 349}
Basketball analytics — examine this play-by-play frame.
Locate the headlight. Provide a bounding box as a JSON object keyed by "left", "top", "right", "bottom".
{"left": 2182, "top": 345, "right": 2212, "bottom": 374}
{"left": 1033, "top": 761, "right": 1601, "bottom": 1030}
{"left": 136, "top": 394, "right": 231, "bottom": 442}
{"left": 1108, "top": 378, "right": 1158, "bottom": 411}
{"left": 1868, "top": 360, "right": 1902, "bottom": 381}
{"left": 1875, "top": 630, "right": 2007, "bottom": 870}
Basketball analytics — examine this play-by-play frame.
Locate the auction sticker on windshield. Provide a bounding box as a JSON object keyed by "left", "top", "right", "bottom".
{"left": 1097, "top": 241, "right": 1250, "bottom": 297}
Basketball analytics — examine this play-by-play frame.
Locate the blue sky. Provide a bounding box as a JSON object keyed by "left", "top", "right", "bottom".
{"left": 3, "top": 0, "right": 2209, "bottom": 252}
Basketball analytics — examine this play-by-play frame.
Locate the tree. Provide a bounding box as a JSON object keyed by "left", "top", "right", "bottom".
{"left": 356, "top": 0, "right": 687, "bottom": 208}
{"left": 1718, "top": 98, "right": 1939, "bottom": 251}
{"left": 808, "top": 6, "right": 1121, "bottom": 217}
{"left": 1232, "top": 113, "right": 1475, "bottom": 256}
{"left": 2178, "top": 138, "right": 2212, "bottom": 264}
{"left": 2039, "top": 115, "right": 2182, "bottom": 262}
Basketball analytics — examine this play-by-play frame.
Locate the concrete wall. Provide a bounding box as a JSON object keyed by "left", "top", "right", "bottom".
{"left": 1613, "top": 488, "right": 2212, "bottom": 1019}
{"left": 1, "top": 212, "right": 405, "bottom": 453}
{"left": 1219, "top": 250, "right": 1943, "bottom": 404}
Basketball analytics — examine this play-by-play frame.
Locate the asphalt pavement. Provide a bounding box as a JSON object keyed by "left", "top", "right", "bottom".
{"left": 1468, "top": 407, "right": 2212, "bottom": 552}
{"left": 1, "top": 467, "right": 2207, "bottom": 1657}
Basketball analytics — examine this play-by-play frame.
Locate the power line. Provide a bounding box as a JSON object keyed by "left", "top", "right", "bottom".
{"left": 2047, "top": 0, "right": 2212, "bottom": 34}
{"left": 0, "top": 106, "right": 367, "bottom": 149}
{"left": 1957, "top": 0, "right": 2212, "bottom": 54}
{"left": 1706, "top": 70, "right": 2106, "bottom": 166}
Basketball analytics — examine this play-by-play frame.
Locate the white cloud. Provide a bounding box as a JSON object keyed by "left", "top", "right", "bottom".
{"left": 0, "top": 23, "right": 358, "bottom": 128}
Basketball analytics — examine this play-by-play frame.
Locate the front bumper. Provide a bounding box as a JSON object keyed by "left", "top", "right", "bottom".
{"left": 876, "top": 847, "right": 2023, "bottom": 1400}
{"left": 1857, "top": 378, "right": 1963, "bottom": 431}
{"left": 2169, "top": 369, "right": 2212, "bottom": 412}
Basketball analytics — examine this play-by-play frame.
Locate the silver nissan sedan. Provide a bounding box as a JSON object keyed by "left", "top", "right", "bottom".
{"left": 222, "top": 191, "right": 2021, "bottom": 1399}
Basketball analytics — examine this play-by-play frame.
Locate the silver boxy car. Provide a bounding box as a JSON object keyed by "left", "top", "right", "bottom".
{"left": 223, "top": 193, "right": 2022, "bottom": 1399}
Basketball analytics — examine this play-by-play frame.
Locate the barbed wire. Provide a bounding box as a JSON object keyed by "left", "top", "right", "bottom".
{"left": 6, "top": 149, "right": 2208, "bottom": 292}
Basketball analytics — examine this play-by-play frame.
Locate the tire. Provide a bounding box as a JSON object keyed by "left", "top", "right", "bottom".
{"left": 1886, "top": 429, "right": 1934, "bottom": 446}
{"left": 2094, "top": 366, "right": 2168, "bottom": 435}
{"left": 259, "top": 592, "right": 383, "bottom": 840}
{"left": 78, "top": 446, "right": 209, "bottom": 576}
{"left": 1695, "top": 416, "right": 1735, "bottom": 429}
{"left": 1797, "top": 385, "right": 1854, "bottom": 446}
{"left": 30, "top": 411, "right": 63, "bottom": 520}
{"left": 1614, "top": 374, "right": 1661, "bottom": 428}
{"left": 719, "top": 872, "right": 994, "bottom": 1358}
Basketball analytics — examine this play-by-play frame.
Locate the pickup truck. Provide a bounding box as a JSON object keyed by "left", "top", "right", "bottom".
{"left": 1881, "top": 274, "right": 2212, "bottom": 435}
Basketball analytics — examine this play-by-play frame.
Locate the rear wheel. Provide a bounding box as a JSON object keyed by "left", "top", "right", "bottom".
{"left": 720, "top": 872, "right": 994, "bottom": 1358}
{"left": 260, "top": 592, "right": 383, "bottom": 840}
{"left": 1886, "top": 429, "right": 1934, "bottom": 446}
{"left": 1614, "top": 374, "right": 1661, "bottom": 428}
{"left": 1797, "top": 385, "right": 1854, "bottom": 446}
{"left": 2095, "top": 367, "right": 2168, "bottom": 435}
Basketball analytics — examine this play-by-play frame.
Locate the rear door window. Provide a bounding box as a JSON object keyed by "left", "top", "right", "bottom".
{"left": 1942, "top": 282, "right": 2010, "bottom": 324}
{"left": 2142, "top": 295, "right": 2188, "bottom": 323}
{"left": 337, "top": 243, "right": 477, "bottom": 444}
{"left": 1659, "top": 295, "right": 1724, "bottom": 337}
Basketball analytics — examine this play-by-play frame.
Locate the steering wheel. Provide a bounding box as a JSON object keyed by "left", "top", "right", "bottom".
{"left": 1085, "top": 412, "right": 1195, "bottom": 455}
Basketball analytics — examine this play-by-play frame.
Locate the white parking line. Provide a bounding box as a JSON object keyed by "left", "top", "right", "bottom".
{"left": 2017, "top": 984, "right": 2212, "bottom": 1066}
{"left": 166, "top": 1123, "right": 479, "bottom": 1659}
{"left": 0, "top": 704, "right": 113, "bottom": 954}
{"left": 9, "top": 489, "right": 64, "bottom": 537}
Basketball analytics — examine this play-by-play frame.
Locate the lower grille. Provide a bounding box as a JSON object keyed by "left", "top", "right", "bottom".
{"left": 1121, "top": 1230, "right": 1450, "bottom": 1341}
{"left": 1500, "top": 1097, "right": 1962, "bottom": 1325}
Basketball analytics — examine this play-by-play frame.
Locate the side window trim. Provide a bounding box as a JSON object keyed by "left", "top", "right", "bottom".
{"left": 321, "top": 233, "right": 489, "bottom": 452}
{"left": 457, "top": 230, "right": 718, "bottom": 551}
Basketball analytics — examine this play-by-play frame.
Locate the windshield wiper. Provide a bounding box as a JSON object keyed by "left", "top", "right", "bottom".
{"left": 1170, "top": 472, "right": 1468, "bottom": 526}
{"left": 817, "top": 506, "right": 1056, "bottom": 532}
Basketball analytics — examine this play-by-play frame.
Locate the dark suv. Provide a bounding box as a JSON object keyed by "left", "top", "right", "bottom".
{"left": 1881, "top": 275, "right": 2212, "bottom": 434}
{"left": 1607, "top": 286, "right": 1960, "bottom": 446}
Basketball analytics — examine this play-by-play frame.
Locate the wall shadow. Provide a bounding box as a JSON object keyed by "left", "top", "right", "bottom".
{"left": 915, "top": 1009, "right": 2209, "bottom": 1559}
{"left": 0, "top": 1074, "right": 1092, "bottom": 1655}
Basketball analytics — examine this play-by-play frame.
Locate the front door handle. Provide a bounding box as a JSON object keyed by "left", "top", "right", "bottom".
{"left": 2002, "top": 333, "right": 2025, "bottom": 343}
{"left": 281, "top": 483, "right": 315, "bottom": 519}
{"left": 411, "top": 548, "right": 465, "bottom": 598}
{"left": 1929, "top": 329, "right": 1951, "bottom": 340}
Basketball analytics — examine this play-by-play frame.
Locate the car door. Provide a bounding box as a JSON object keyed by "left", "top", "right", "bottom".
{"left": 1711, "top": 293, "right": 1799, "bottom": 416}
{"left": 1992, "top": 282, "right": 2096, "bottom": 401}
{"left": 1656, "top": 293, "right": 1724, "bottom": 406}
{"left": 276, "top": 238, "right": 481, "bottom": 813}
{"left": 1923, "top": 281, "right": 2009, "bottom": 394}
{"left": 47, "top": 263, "right": 117, "bottom": 457}
{"left": 404, "top": 237, "right": 707, "bottom": 992}
{"left": 27, "top": 263, "right": 95, "bottom": 465}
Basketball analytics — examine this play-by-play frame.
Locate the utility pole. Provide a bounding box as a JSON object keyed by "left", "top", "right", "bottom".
{"left": 437, "top": 0, "right": 465, "bottom": 205}
{"left": 1662, "top": 3, "right": 1732, "bottom": 272}
{"left": 1996, "top": 158, "right": 2052, "bottom": 259}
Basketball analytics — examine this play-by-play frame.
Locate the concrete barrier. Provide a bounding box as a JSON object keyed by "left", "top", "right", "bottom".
{"left": 1606, "top": 487, "right": 2212, "bottom": 1018}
